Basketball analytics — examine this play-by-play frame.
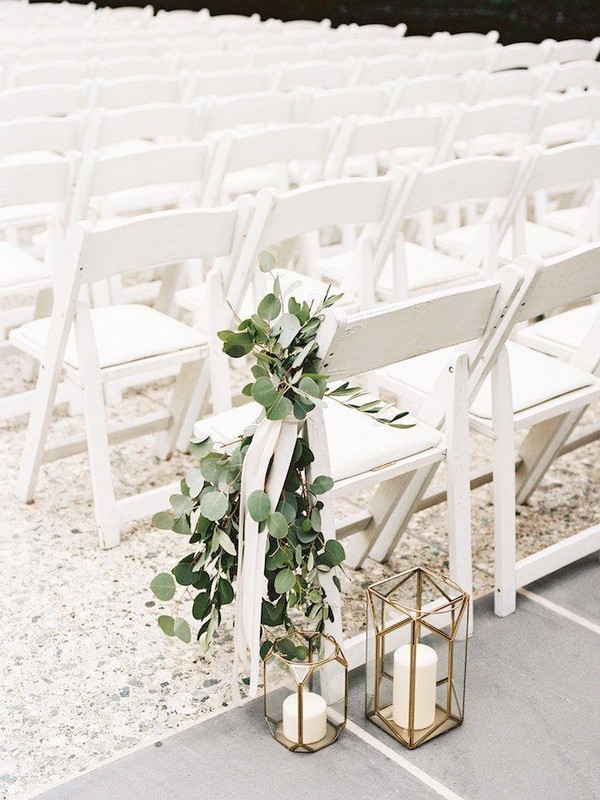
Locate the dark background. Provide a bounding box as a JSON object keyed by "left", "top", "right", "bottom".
{"left": 37, "top": 1, "right": 600, "bottom": 44}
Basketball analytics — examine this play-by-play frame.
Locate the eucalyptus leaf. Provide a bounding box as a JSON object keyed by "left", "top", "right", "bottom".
{"left": 173, "top": 617, "right": 191, "bottom": 644}
{"left": 158, "top": 615, "right": 175, "bottom": 636}
{"left": 200, "top": 491, "right": 229, "bottom": 522}
{"left": 152, "top": 511, "right": 174, "bottom": 531}
{"left": 257, "top": 293, "right": 281, "bottom": 321}
{"left": 258, "top": 250, "right": 276, "bottom": 273}
{"left": 267, "top": 511, "right": 288, "bottom": 539}
{"left": 150, "top": 572, "right": 176, "bottom": 601}
{"left": 266, "top": 394, "right": 293, "bottom": 421}
{"left": 274, "top": 567, "right": 295, "bottom": 594}
{"left": 248, "top": 490, "right": 271, "bottom": 522}
{"left": 251, "top": 376, "right": 277, "bottom": 408}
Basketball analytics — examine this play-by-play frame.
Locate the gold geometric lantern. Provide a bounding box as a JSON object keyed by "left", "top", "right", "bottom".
{"left": 263, "top": 630, "right": 348, "bottom": 752}
{"left": 366, "top": 567, "right": 469, "bottom": 749}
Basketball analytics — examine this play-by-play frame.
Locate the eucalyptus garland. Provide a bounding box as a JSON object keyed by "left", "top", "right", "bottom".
{"left": 151, "top": 251, "right": 412, "bottom": 658}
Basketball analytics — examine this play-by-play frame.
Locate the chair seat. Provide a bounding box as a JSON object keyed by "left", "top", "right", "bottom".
{"left": 195, "top": 397, "right": 442, "bottom": 482}
{"left": 541, "top": 206, "right": 588, "bottom": 237}
{"left": 317, "top": 241, "right": 478, "bottom": 296}
{"left": 95, "top": 184, "right": 186, "bottom": 215}
{"left": 454, "top": 133, "right": 525, "bottom": 157}
{"left": 0, "top": 241, "right": 50, "bottom": 291}
{"left": 517, "top": 303, "right": 600, "bottom": 353}
{"left": 221, "top": 164, "right": 289, "bottom": 199}
{"left": 12, "top": 304, "right": 206, "bottom": 369}
{"left": 436, "top": 220, "right": 585, "bottom": 262}
{"left": 378, "top": 341, "right": 596, "bottom": 421}
{"left": 0, "top": 203, "right": 56, "bottom": 230}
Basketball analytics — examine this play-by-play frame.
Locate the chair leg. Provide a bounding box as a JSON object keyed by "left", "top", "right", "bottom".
{"left": 491, "top": 348, "right": 517, "bottom": 617}
{"left": 80, "top": 368, "right": 120, "bottom": 549}
{"left": 155, "top": 359, "right": 204, "bottom": 461}
{"left": 444, "top": 353, "right": 473, "bottom": 629}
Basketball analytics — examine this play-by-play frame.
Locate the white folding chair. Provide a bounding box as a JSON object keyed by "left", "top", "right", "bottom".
{"left": 547, "top": 61, "right": 600, "bottom": 94}
{"left": 432, "top": 31, "right": 499, "bottom": 52}
{"left": 89, "top": 76, "right": 186, "bottom": 110}
{"left": 490, "top": 41, "right": 553, "bottom": 72}
{"left": 425, "top": 50, "right": 496, "bottom": 76}
{"left": 391, "top": 73, "right": 476, "bottom": 113}
{"left": 395, "top": 35, "right": 436, "bottom": 57}
{"left": 185, "top": 68, "right": 274, "bottom": 100}
{"left": 345, "top": 22, "right": 407, "bottom": 40}
{"left": 7, "top": 60, "right": 94, "bottom": 88}
{"left": 95, "top": 56, "right": 169, "bottom": 81}
{"left": 12, "top": 199, "right": 254, "bottom": 549}
{"left": 83, "top": 103, "right": 198, "bottom": 155}
{"left": 350, "top": 54, "right": 422, "bottom": 86}
{"left": 273, "top": 61, "right": 351, "bottom": 92}
{"left": 0, "top": 115, "right": 82, "bottom": 162}
{"left": 472, "top": 65, "right": 550, "bottom": 102}
{"left": 170, "top": 50, "right": 252, "bottom": 74}
{"left": 196, "top": 91, "right": 300, "bottom": 138}
{"left": 302, "top": 85, "right": 390, "bottom": 123}
{"left": 196, "top": 262, "right": 527, "bottom": 662}
{"left": 250, "top": 44, "right": 322, "bottom": 68}
{"left": 438, "top": 99, "right": 542, "bottom": 159}
{"left": 376, "top": 245, "right": 600, "bottom": 616}
{"left": 324, "top": 112, "right": 448, "bottom": 180}
{"left": 201, "top": 121, "right": 336, "bottom": 207}
{"left": 545, "top": 38, "right": 600, "bottom": 64}
{"left": 534, "top": 91, "right": 600, "bottom": 149}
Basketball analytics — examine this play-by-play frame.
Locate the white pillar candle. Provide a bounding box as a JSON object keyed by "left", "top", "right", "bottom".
{"left": 282, "top": 689, "right": 327, "bottom": 744}
{"left": 392, "top": 643, "right": 438, "bottom": 730}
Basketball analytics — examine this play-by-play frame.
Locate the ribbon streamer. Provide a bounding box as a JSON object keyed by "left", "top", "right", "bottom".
{"left": 233, "top": 416, "right": 300, "bottom": 699}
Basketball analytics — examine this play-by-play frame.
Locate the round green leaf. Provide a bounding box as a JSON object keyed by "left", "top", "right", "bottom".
{"left": 267, "top": 511, "right": 288, "bottom": 539}
{"left": 170, "top": 494, "right": 195, "bottom": 515}
{"left": 200, "top": 491, "right": 229, "bottom": 522}
{"left": 192, "top": 592, "right": 210, "bottom": 620}
{"left": 172, "top": 561, "right": 197, "bottom": 586}
{"left": 258, "top": 293, "right": 281, "bottom": 322}
{"left": 173, "top": 617, "right": 191, "bottom": 644}
{"left": 251, "top": 376, "right": 277, "bottom": 408}
{"left": 223, "top": 333, "right": 254, "bottom": 358}
{"left": 248, "top": 490, "right": 271, "bottom": 522}
{"left": 274, "top": 567, "right": 295, "bottom": 594}
{"left": 258, "top": 250, "right": 276, "bottom": 273}
{"left": 299, "top": 376, "right": 321, "bottom": 398}
{"left": 218, "top": 578, "right": 234, "bottom": 605}
{"left": 324, "top": 538, "right": 346, "bottom": 567}
{"left": 185, "top": 469, "right": 205, "bottom": 498}
{"left": 309, "top": 475, "right": 334, "bottom": 495}
{"left": 266, "top": 394, "right": 293, "bottom": 421}
{"left": 150, "top": 572, "right": 176, "bottom": 601}
{"left": 152, "top": 511, "right": 174, "bottom": 531}
{"left": 158, "top": 615, "right": 175, "bottom": 636}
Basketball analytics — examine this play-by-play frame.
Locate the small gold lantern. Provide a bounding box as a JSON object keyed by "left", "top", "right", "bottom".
{"left": 366, "top": 567, "right": 469, "bottom": 749}
{"left": 263, "top": 630, "right": 348, "bottom": 752}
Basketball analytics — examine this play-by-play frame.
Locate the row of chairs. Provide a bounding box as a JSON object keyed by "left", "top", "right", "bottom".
{"left": 1, "top": 59, "right": 599, "bottom": 124}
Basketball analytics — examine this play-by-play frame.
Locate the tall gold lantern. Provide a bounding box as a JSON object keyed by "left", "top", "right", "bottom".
{"left": 366, "top": 567, "right": 469, "bottom": 749}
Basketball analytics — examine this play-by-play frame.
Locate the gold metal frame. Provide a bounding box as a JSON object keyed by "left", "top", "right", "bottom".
{"left": 263, "top": 630, "right": 348, "bottom": 753}
{"left": 366, "top": 567, "right": 469, "bottom": 749}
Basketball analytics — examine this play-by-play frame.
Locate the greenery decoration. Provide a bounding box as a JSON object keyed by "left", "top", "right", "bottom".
{"left": 151, "top": 251, "right": 412, "bottom": 660}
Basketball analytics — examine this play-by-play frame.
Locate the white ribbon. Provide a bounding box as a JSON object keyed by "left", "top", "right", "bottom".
{"left": 233, "top": 416, "right": 300, "bottom": 699}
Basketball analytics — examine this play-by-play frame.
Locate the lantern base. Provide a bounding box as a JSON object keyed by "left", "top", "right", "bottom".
{"left": 367, "top": 703, "right": 462, "bottom": 749}
{"left": 271, "top": 720, "right": 342, "bottom": 752}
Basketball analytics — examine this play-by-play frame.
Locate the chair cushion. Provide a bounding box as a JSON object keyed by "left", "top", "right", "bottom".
{"left": 379, "top": 341, "right": 596, "bottom": 421}
{"left": 436, "top": 220, "right": 585, "bottom": 261}
{"left": 15, "top": 304, "right": 206, "bottom": 369}
{"left": 542, "top": 206, "right": 588, "bottom": 237}
{"left": 520, "top": 304, "right": 600, "bottom": 352}
{"left": 0, "top": 241, "right": 50, "bottom": 290}
{"left": 195, "top": 398, "right": 441, "bottom": 482}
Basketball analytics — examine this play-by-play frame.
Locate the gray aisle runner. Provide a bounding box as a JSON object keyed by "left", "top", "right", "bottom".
{"left": 35, "top": 558, "right": 600, "bottom": 800}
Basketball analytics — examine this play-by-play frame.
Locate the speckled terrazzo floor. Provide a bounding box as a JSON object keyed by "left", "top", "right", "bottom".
{"left": 1, "top": 354, "right": 598, "bottom": 800}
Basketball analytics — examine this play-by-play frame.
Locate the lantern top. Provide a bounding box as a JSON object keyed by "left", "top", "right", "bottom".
{"left": 367, "top": 566, "right": 469, "bottom": 620}
{"left": 265, "top": 630, "right": 348, "bottom": 670}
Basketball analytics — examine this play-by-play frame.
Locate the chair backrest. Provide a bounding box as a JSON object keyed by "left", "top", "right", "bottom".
{"left": 353, "top": 54, "right": 422, "bottom": 85}
{"left": 524, "top": 141, "right": 600, "bottom": 195}
{"left": 173, "top": 50, "right": 251, "bottom": 73}
{"left": 546, "top": 38, "right": 600, "bottom": 64}
{"left": 303, "top": 85, "right": 390, "bottom": 123}
{"left": 432, "top": 31, "right": 499, "bottom": 52}
{"left": 395, "top": 35, "right": 435, "bottom": 57}
{"left": 69, "top": 142, "right": 209, "bottom": 224}
{"left": 71, "top": 201, "right": 250, "bottom": 286}
{"left": 15, "top": 44, "right": 86, "bottom": 64}
{"left": 548, "top": 61, "right": 600, "bottom": 93}
{"left": 84, "top": 104, "right": 197, "bottom": 150}
{"left": 0, "top": 84, "right": 87, "bottom": 121}
{"left": 536, "top": 92, "right": 600, "bottom": 141}
{"left": 197, "top": 91, "right": 298, "bottom": 137}
{"left": 348, "top": 22, "right": 407, "bottom": 40}
{"left": 425, "top": 50, "right": 494, "bottom": 75}
{"left": 96, "top": 56, "right": 167, "bottom": 80}
{"left": 325, "top": 113, "right": 447, "bottom": 178}
{"left": 88, "top": 40, "right": 160, "bottom": 60}
{"left": 393, "top": 73, "right": 473, "bottom": 111}
{"left": 251, "top": 44, "right": 321, "bottom": 68}
{"left": 202, "top": 121, "right": 336, "bottom": 206}
{"left": 91, "top": 76, "right": 184, "bottom": 110}
{"left": 274, "top": 60, "right": 350, "bottom": 91}
{"left": 0, "top": 115, "right": 82, "bottom": 158}
{"left": 491, "top": 41, "right": 553, "bottom": 71}
{"left": 186, "top": 68, "right": 273, "bottom": 100}
{"left": 474, "top": 66, "right": 548, "bottom": 102}
{"left": 0, "top": 156, "right": 76, "bottom": 213}
{"left": 515, "top": 244, "right": 600, "bottom": 324}
{"left": 439, "top": 99, "right": 541, "bottom": 159}
{"left": 8, "top": 60, "right": 93, "bottom": 88}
